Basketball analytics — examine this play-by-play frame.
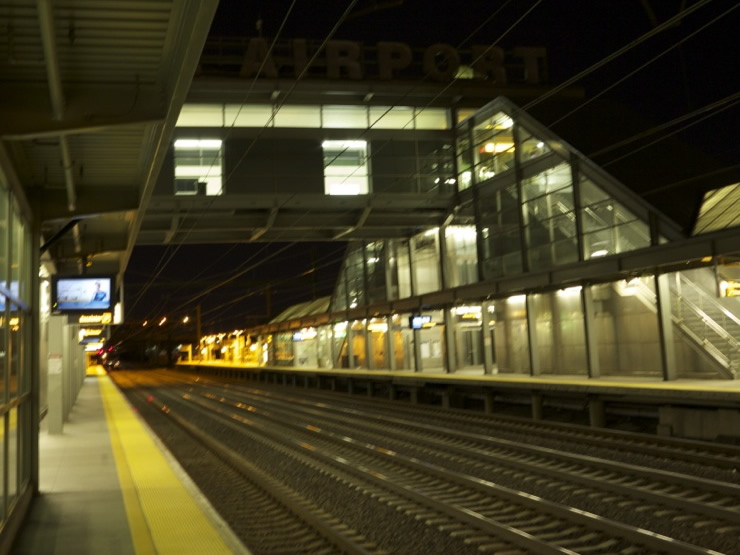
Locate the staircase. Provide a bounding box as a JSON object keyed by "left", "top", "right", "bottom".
{"left": 628, "top": 271, "right": 740, "bottom": 377}
{"left": 672, "top": 273, "right": 740, "bottom": 376}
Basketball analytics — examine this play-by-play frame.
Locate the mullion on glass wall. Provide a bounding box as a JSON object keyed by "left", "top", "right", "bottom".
{"left": 513, "top": 123, "right": 530, "bottom": 273}
{"left": 655, "top": 272, "right": 678, "bottom": 380}
{"left": 570, "top": 157, "right": 586, "bottom": 263}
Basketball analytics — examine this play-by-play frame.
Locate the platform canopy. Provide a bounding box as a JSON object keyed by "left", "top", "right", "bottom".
{"left": 0, "top": 0, "right": 220, "bottom": 276}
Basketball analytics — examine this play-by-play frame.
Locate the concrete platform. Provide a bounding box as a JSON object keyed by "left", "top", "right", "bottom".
{"left": 12, "top": 369, "right": 247, "bottom": 554}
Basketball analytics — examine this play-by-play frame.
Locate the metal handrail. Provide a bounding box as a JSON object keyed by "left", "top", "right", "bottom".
{"left": 629, "top": 277, "right": 736, "bottom": 370}
{"left": 676, "top": 294, "right": 738, "bottom": 350}
{"left": 679, "top": 274, "right": 740, "bottom": 328}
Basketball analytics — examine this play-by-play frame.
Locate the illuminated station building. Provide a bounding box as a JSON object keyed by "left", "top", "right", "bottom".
{"left": 177, "top": 38, "right": 740, "bottom": 381}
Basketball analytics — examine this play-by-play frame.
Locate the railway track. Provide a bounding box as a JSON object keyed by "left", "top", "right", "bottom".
{"left": 113, "top": 370, "right": 739, "bottom": 553}
{"left": 113, "top": 372, "right": 381, "bottom": 555}
{"left": 271, "top": 383, "right": 740, "bottom": 473}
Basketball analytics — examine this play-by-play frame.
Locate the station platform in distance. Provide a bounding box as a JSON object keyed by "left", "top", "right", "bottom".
{"left": 13, "top": 367, "right": 247, "bottom": 555}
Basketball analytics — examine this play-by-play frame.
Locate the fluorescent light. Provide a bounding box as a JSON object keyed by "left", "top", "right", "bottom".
{"left": 558, "top": 286, "right": 582, "bottom": 296}
{"left": 174, "top": 139, "right": 222, "bottom": 149}
{"left": 484, "top": 142, "right": 514, "bottom": 153}
{"left": 322, "top": 140, "right": 367, "bottom": 149}
{"left": 591, "top": 249, "right": 608, "bottom": 258}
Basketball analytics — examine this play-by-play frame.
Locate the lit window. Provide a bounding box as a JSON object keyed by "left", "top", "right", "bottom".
{"left": 173, "top": 139, "right": 223, "bottom": 196}
{"left": 322, "top": 140, "right": 369, "bottom": 195}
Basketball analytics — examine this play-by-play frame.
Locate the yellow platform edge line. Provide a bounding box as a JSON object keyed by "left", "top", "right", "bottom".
{"left": 99, "top": 376, "right": 158, "bottom": 555}
{"left": 99, "top": 374, "right": 234, "bottom": 555}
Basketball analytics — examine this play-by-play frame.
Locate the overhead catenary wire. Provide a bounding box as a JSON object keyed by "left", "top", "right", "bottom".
{"left": 523, "top": 0, "right": 713, "bottom": 111}
{"left": 124, "top": 1, "right": 362, "bottom": 324}
{"left": 119, "top": 1, "right": 732, "bottom": 343}
{"left": 124, "top": 0, "right": 301, "bottom": 317}
{"left": 121, "top": 0, "right": 527, "bottom": 332}
{"left": 547, "top": 3, "right": 740, "bottom": 129}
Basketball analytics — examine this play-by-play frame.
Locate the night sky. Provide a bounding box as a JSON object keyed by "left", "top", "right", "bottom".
{"left": 116, "top": 1, "right": 739, "bottom": 345}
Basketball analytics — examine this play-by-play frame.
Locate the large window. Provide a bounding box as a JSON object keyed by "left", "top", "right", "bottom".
{"left": 322, "top": 140, "right": 369, "bottom": 195}
{"left": 178, "top": 103, "right": 450, "bottom": 131}
{"left": 521, "top": 163, "right": 578, "bottom": 270}
{"left": 173, "top": 139, "right": 223, "bottom": 196}
{"left": 472, "top": 112, "right": 515, "bottom": 183}
{"left": 580, "top": 176, "right": 650, "bottom": 259}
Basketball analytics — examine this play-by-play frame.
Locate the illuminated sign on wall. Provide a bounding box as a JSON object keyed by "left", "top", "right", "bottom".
{"left": 720, "top": 280, "right": 740, "bottom": 298}
{"left": 409, "top": 315, "right": 433, "bottom": 329}
{"left": 79, "top": 327, "right": 105, "bottom": 345}
{"left": 78, "top": 312, "right": 112, "bottom": 325}
{"left": 239, "top": 39, "right": 546, "bottom": 84}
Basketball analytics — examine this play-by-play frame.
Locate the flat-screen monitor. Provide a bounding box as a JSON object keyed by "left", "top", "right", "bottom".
{"left": 52, "top": 275, "right": 115, "bottom": 313}
{"left": 409, "top": 315, "right": 432, "bottom": 329}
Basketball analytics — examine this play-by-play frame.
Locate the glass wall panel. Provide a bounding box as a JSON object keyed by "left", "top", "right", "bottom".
{"left": 179, "top": 103, "right": 452, "bottom": 131}
{"left": 418, "top": 141, "right": 455, "bottom": 194}
{"left": 273, "top": 105, "right": 321, "bottom": 128}
{"left": 391, "top": 314, "right": 414, "bottom": 370}
{"left": 452, "top": 305, "right": 484, "bottom": 371}
{"left": 317, "top": 326, "right": 333, "bottom": 368}
{"left": 456, "top": 108, "right": 477, "bottom": 124}
{"left": 350, "top": 320, "right": 366, "bottom": 368}
{"left": 224, "top": 104, "right": 272, "bottom": 127}
{"left": 331, "top": 267, "right": 348, "bottom": 311}
{"left": 419, "top": 310, "right": 445, "bottom": 373}
{"left": 411, "top": 230, "right": 441, "bottom": 295}
{"left": 293, "top": 328, "right": 318, "bottom": 367}
{"left": 20, "top": 402, "right": 30, "bottom": 487}
{"left": 345, "top": 247, "right": 365, "bottom": 309}
{"left": 370, "top": 106, "right": 415, "bottom": 129}
{"left": 21, "top": 221, "right": 31, "bottom": 306}
{"left": 0, "top": 415, "right": 4, "bottom": 520}
{"left": 10, "top": 202, "right": 24, "bottom": 303}
{"left": 8, "top": 407, "right": 17, "bottom": 506}
{"left": 521, "top": 163, "right": 578, "bottom": 270}
{"left": 479, "top": 183, "right": 523, "bottom": 278}
{"left": 323, "top": 140, "right": 369, "bottom": 195}
{"left": 0, "top": 306, "right": 6, "bottom": 401}
{"left": 367, "top": 318, "right": 389, "bottom": 369}
{"left": 580, "top": 177, "right": 650, "bottom": 259}
{"left": 173, "top": 139, "right": 223, "bottom": 196}
{"left": 669, "top": 268, "right": 740, "bottom": 378}
{"left": 444, "top": 226, "right": 478, "bottom": 287}
{"left": 9, "top": 306, "right": 20, "bottom": 397}
{"left": 472, "top": 112, "right": 515, "bottom": 183}
{"left": 0, "top": 189, "right": 7, "bottom": 288}
{"left": 322, "top": 105, "right": 368, "bottom": 128}
{"left": 590, "top": 279, "right": 662, "bottom": 377}
{"left": 455, "top": 133, "right": 473, "bottom": 191}
{"left": 414, "top": 108, "right": 450, "bottom": 130}
{"left": 532, "top": 288, "right": 587, "bottom": 375}
{"left": 394, "top": 240, "right": 412, "bottom": 299}
{"left": 491, "top": 296, "right": 530, "bottom": 374}
{"left": 176, "top": 104, "right": 224, "bottom": 127}
{"left": 332, "top": 322, "right": 348, "bottom": 368}
{"left": 364, "top": 242, "right": 386, "bottom": 304}
{"left": 274, "top": 332, "right": 294, "bottom": 366}
{"left": 517, "top": 124, "right": 551, "bottom": 162}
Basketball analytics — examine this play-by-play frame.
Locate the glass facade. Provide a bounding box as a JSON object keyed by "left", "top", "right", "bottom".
{"left": 0, "top": 175, "right": 32, "bottom": 533}
{"left": 206, "top": 99, "right": 738, "bottom": 381}
{"left": 322, "top": 140, "right": 369, "bottom": 195}
{"left": 178, "top": 103, "right": 451, "bottom": 131}
{"left": 173, "top": 139, "right": 223, "bottom": 196}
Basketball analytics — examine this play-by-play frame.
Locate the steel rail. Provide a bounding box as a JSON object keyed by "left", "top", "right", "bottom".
{"left": 111, "top": 373, "right": 379, "bottom": 555}
{"left": 198, "top": 384, "right": 740, "bottom": 525}
{"left": 173, "top": 384, "right": 718, "bottom": 554}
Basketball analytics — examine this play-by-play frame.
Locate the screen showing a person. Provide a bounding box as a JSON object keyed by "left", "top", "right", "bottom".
{"left": 55, "top": 277, "right": 112, "bottom": 311}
